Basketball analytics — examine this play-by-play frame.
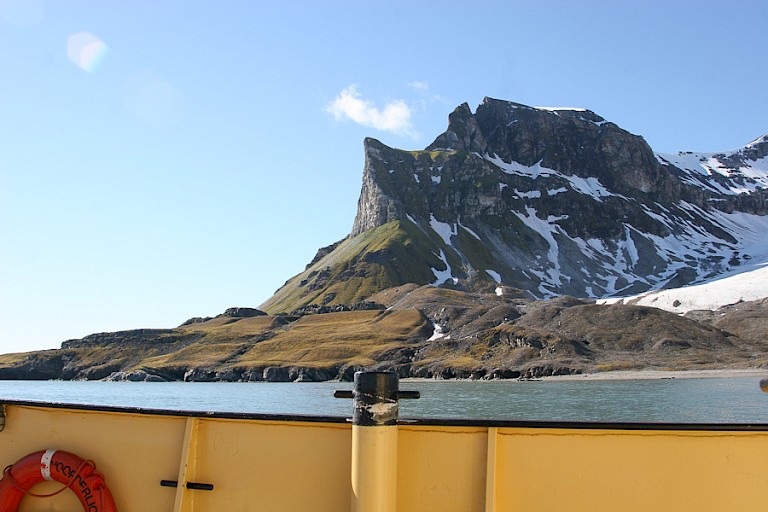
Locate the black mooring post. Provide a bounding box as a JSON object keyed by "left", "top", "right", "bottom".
{"left": 334, "top": 371, "right": 420, "bottom": 425}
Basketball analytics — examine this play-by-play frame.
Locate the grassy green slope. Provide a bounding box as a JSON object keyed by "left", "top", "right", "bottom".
{"left": 260, "top": 220, "right": 445, "bottom": 313}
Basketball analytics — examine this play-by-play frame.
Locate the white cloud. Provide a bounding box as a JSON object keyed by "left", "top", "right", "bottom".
{"left": 326, "top": 85, "right": 413, "bottom": 135}
{"left": 407, "top": 81, "right": 429, "bottom": 91}
{"left": 408, "top": 80, "right": 450, "bottom": 107}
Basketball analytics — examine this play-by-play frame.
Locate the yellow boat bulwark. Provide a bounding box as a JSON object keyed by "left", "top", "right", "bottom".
{"left": 1, "top": 378, "right": 768, "bottom": 511}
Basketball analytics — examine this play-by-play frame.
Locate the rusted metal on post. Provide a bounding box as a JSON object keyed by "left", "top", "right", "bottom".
{"left": 353, "top": 371, "right": 399, "bottom": 426}
{"left": 337, "top": 371, "right": 419, "bottom": 512}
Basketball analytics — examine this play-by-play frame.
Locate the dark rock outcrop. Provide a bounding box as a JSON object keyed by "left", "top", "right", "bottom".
{"left": 290, "top": 301, "right": 386, "bottom": 317}
{"left": 0, "top": 352, "right": 65, "bottom": 380}
{"left": 220, "top": 307, "right": 267, "bottom": 318}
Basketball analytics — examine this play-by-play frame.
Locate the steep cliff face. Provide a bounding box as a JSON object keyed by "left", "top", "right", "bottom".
{"left": 350, "top": 139, "right": 408, "bottom": 236}
{"left": 263, "top": 97, "right": 768, "bottom": 312}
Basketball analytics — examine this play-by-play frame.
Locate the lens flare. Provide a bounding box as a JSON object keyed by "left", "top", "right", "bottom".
{"left": 121, "top": 71, "right": 184, "bottom": 128}
{"left": 67, "top": 32, "right": 108, "bottom": 73}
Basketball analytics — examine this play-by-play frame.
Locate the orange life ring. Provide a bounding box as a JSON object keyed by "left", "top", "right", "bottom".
{"left": 0, "top": 449, "right": 117, "bottom": 511}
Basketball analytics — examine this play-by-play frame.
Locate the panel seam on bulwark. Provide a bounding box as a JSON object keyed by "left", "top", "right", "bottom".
{"left": 173, "top": 417, "right": 201, "bottom": 512}
{"left": 484, "top": 426, "right": 498, "bottom": 512}
{"left": 494, "top": 428, "right": 768, "bottom": 439}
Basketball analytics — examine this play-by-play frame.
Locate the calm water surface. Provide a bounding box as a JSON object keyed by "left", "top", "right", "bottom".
{"left": 2, "top": 378, "right": 768, "bottom": 423}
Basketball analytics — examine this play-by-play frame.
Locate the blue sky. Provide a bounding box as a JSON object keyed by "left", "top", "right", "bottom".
{"left": 1, "top": 0, "right": 766, "bottom": 354}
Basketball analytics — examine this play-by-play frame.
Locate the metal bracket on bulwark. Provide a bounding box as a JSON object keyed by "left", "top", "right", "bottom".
{"left": 0, "top": 404, "right": 5, "bottom": 432}
{"left": 160, "top": 480, "right": 214, "bottom": 491}
{"left": 335, "top": 371, "right": 419, "bottom": 512}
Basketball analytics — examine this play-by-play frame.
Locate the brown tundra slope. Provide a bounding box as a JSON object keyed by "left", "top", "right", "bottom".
{"left": 1, "top": 287, "right": 766, "bottom": 381}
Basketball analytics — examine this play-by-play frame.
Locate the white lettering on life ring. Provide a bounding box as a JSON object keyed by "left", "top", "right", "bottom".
{"left": 40, "top": 449, "right": 57, "bottom": 481}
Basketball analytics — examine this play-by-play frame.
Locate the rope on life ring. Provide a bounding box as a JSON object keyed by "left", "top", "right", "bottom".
{"left": 0, "top": 449, "right": 117, "bottom": 512}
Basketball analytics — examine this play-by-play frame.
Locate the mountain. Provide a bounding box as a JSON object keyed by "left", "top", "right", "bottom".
{"left": 262, "top": 98, "right": 768, "bottom": 313}
{"left": 2, "top": 97, "right": 768, "bottom": 381}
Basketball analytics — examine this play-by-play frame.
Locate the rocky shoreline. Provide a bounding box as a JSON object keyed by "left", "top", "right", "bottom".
{"left": 102, "top": 363, "right": 583, "bottom": 383}
{"left": 103, "top": 367, "right": 768, "bottom": 383}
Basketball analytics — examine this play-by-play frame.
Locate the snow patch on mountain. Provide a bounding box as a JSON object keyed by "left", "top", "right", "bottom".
{"left": 427, "top": 322, "right": 449, "bottom": 341}
{"left": 515, "top": 189, "right": 541, "bottom": 199}
{"left": 704, "top": 209, "right": 768, "bottom": 259}
{"left": 656, "top": 140, "right": 768, "bottom": 195}
{"left": 514, "top": 207, "right": 566, "bottom": 294}
{"left": 459, "top": 221, "right": 482, "bottom": 241}
{"left": 566, "top": 175, "right": 614, "bottom": 200}
{"left": 486, "top": 155, "right": 555, "bottom": 179}
{"left": 485, "top": 269, "right": 502, "bottom": 283}
{"left": 601, "top": 209, "right": 768, "bottom": 313}
{"left": 601, "top": 258, "right": 768, "bottom": 314}
{"left": 534, "top": 106, "right": 588, "bottom": 112}
{"left": 431, "top": 249, "right": 457, "bottom": 286}
{"left": 486, "top": 154, "right": 616, "bottom": 201}
{"left": 498, "top": 194, "right": 768, "bottom": 300}
{"left": 430, "top": 214, "right": 457, "bottom": 245}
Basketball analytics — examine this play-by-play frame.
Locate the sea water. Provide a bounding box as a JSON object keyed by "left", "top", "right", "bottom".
{"left": 1, "top": 377, "right": 768, "bottom": 423}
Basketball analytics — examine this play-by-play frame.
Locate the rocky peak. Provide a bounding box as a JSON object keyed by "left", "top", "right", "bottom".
{"left": 427, "top": 102, "right": 487, "bottom": 153}
{"left": 727, "top": 132, "right": 768, "bottom": 163}
{"left": 656, "top": 131, "right": 768, "bottom": 201}
{"left": 353, "top": 98, "right": 684, "bottom": 239}
{"left": 265, "top": 97, "right": 768, "bottom": 313}
{"left": 480, "top": 97, "right": 673, "bottom": 196}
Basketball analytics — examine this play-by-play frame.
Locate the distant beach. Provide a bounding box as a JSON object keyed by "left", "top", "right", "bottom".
{"left": 542, "top": 369, "right": 767, "bottom": 381}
